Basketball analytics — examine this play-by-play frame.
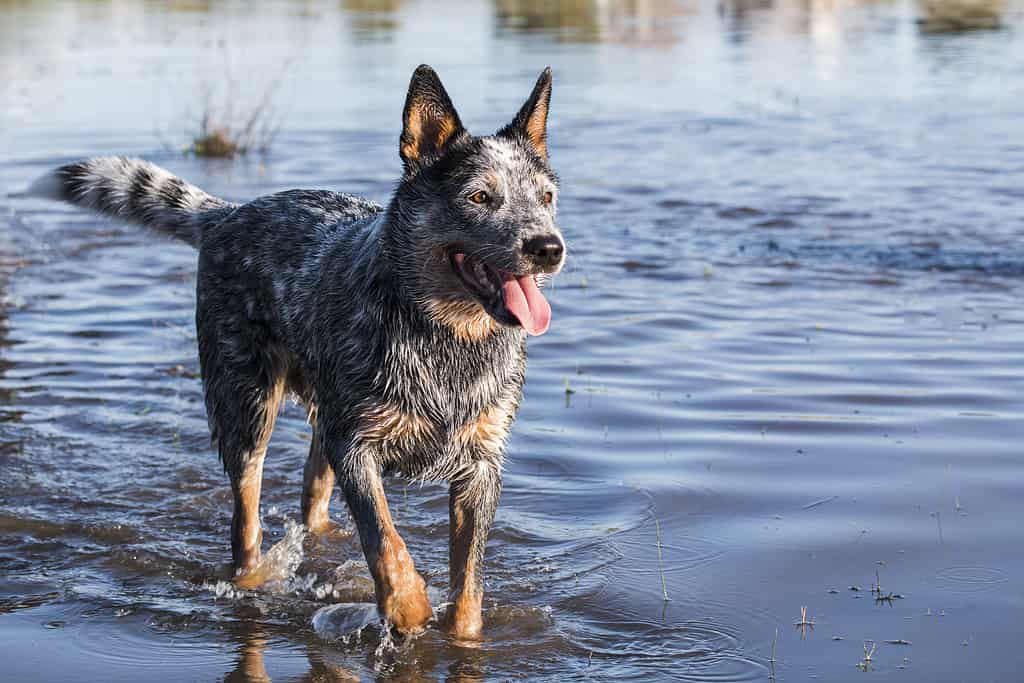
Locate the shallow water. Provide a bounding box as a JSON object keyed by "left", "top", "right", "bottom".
{"left": 2, "top": 1, "right": 1024, "bottom": 681}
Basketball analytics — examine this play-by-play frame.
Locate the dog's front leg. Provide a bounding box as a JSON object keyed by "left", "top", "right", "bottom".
{"left": 334, "top": 446, "right": 432, "bottom": 634}
{"left": 445, "top": 461, "right": 501, "bottom": 640}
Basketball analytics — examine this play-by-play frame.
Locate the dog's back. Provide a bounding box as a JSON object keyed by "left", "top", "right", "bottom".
{"left": 196, "top": 188, "right": 384, "bottom": 340}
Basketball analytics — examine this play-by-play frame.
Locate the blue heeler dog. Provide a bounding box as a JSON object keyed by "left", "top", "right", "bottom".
{"left": 29, "top": 65, "right": 564, "bottom": 639}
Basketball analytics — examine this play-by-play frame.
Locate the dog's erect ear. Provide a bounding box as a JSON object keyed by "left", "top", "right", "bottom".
{"left": 400, "top": 65, "right": 466, "bottom": 172}
{"left": 500, "top": 67, "right": 553, "bottom": 160}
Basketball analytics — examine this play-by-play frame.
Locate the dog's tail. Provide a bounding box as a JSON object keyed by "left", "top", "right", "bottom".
{"left": 27, "top": 157, "right": 236, "bottom": 248}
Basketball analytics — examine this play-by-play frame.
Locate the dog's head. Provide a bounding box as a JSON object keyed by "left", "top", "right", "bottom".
{"left": 390, "top": 65, "right": 564, "bottom": 341}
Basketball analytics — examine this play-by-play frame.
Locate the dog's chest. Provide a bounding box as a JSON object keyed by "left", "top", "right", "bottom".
{"left": 364, "top": 332, "right": 525, "bottom": 477}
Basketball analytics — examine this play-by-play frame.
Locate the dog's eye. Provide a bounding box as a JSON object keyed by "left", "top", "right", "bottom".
{"left": 542, "top": 191, "right": 554, "bottom": 204}
{"left": 469, "top": 190, "right": 490, "bottom": 205}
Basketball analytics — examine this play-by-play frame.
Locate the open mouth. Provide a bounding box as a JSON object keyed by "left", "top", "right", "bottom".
{"left": 449, "top": 251, "right": 552, "bottom": 336}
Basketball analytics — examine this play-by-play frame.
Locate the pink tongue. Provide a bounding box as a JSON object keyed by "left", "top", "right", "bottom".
{"left": 501, "top": 273, "right": 551, "bottom": 336}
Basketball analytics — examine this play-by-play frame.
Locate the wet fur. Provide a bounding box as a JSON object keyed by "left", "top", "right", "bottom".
{"left": 30, "top": 65, "right": 562, "bottom": 639}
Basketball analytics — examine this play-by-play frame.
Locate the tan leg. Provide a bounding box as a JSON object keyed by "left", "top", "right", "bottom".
{"left": 446, "top": 495, "right": 484, "bottom": 639}
{"left": 301, "top": 430, "right": 335, "bottom": 533}
{"left": 369, "top": 477, "right": 433, "bottom": 633}
{"left": 223, "top": 380, "right": 284, "bottom": 582}
{"left": 335, "top": 448, "right": 432, "bottom": 634}
{"left": 444, "top": 464, "right": 501, "bottom": 640}
{"left": 231, "top": 454, "right": 266, "bottom": 573}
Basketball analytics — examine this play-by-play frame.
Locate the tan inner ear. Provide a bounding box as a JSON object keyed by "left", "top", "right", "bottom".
{"left": 524, "top": 95, "right": 550, "bottom": 158}
{"left": 402, "top": 102, "right": 460, "bottom": 163}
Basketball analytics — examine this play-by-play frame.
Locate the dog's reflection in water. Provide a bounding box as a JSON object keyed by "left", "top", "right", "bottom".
{"left": 222, "top": 624, "right": 486, "bottom": 683}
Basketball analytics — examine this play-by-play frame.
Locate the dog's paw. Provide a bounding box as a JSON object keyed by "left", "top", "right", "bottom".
{"left": 303, "top": 517, "right": 348, "bottom": 538}
{"left": 442, "top": 593, "right": 484, "bottom": 641}
{"left": 382, "top": 580, "right": 433, "bottom": 634}
{"left": 375, "top": 544, "right": 432, "bottom": 633}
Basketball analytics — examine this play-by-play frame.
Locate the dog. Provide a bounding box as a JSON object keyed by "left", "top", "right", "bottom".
{"left": 28, "top": 65, "right": 564, "bottom": 640}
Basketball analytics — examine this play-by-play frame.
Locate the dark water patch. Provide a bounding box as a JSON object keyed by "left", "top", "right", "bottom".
{"left": 717, "top": 206, "right": 763, "bottom": 220}
{"left": 744, "top": 239, "right": 1024, "bottom": 279}
{"left": 754, "top": 217, "right": 798, "bottom": 229}
{"left": 620, "top": 259, "right": 666, "bottom": 271}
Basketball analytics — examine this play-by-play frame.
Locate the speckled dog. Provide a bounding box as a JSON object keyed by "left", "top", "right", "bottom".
{"left": 30, "top": 65, "right": 564, "bottom": 639}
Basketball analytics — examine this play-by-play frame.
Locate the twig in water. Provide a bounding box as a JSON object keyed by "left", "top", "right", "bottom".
{"left": 794, "top": 606, "right": 814, "bottom": 639}
{"left": 856, "top": 640, "right": 876, "bottom": 671}
{"left": 655, "top": 519, "right": 671, "bottom": 602}
{"left": 801, "top": 495, "right": 837, "bottom": 511}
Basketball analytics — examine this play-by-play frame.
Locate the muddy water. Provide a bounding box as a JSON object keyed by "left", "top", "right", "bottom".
{"left": 2, "top": 1, "right": 1023, "bottom": 681}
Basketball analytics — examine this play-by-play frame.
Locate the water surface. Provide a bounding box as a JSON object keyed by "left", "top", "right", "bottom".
{"left": 2, "top": 1, "right": 1023, "bottom": 681}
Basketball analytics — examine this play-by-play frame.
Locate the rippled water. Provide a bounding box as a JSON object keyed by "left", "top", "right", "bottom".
{"left": 2, "top": 1, "right": 1024, "bottom": 681}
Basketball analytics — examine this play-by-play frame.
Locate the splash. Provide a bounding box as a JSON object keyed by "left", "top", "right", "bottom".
{"left": 199, "top": 519, "right": 307, "bottom": 597}
{"left": 373, "top": 621, "right": 398, "bottom": 667}
{"left": 311, "top": 602, "right": 379, "bottom": 643}
{"left": 237, "top": 519, "right": 306, "bottom": 591}
{"left": 204, "top": 580, "right": 245, "bottom": 601}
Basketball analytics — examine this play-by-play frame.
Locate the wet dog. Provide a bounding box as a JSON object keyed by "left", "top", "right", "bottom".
{"left": 29, "top": 65, "right": 564, "bottom": 639}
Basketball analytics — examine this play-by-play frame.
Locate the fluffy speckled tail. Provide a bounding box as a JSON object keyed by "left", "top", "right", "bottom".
{"left": 27, "top": 156, "right": 236, "bottom": 248}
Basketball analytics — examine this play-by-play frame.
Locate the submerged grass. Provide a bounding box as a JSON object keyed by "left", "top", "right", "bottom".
{"left": 172, "top": 52, "right": 294, "bottom": 158}
{"left": 655, "top": 518, "right": 670, "bottom": 602}
{"left": 189, "top": 74, "right": 287, "bottom": 158}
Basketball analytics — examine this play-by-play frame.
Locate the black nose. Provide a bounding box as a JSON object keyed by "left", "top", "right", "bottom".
{"left": 522, "top": 235, "right": 564, "bottom": 268}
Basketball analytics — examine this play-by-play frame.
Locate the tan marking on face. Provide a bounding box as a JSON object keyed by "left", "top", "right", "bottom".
{"left": 358, "top": 403, "right": 436, "bottom": 443}
{"left": 424, "top": 297, "right": 497, "bottom": 343}
{"left": 414, "top": 247, "right": 498, "bottom": 343}
{"left": 483, "top": 171, "right": 503, "bottom": 193}
{"left": 457, "top": 401, "right": 513, "bottom": 453}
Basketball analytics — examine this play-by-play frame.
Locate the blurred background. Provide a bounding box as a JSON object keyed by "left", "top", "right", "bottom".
{"left": 1, "top": 1, "right": 1023, "bottom": 681}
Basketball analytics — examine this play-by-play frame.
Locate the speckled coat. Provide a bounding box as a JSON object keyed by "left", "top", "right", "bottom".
{"left": 30, "top": 65, "right": 564, "bottom": 640}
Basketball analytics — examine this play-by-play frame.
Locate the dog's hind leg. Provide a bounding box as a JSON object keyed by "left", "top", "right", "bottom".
{"left": 444, "top": 461, "right": 501, "bottom": 640}
{"left": 301, "top": 428, "right": 336, "bottom": 534}
{"left": 218, "top": 375, "right": 285, "bottom": 578}
{"left": 197, "top": 314, "right": 288, "bottom": 577}
{"left": 329, "top": 442, "right": 432, "bottom": 634}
